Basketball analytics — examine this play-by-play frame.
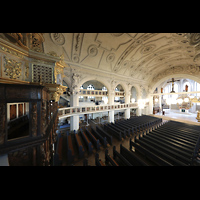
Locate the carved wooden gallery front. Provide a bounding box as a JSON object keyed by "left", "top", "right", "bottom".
{"left": 0, "top": 83, "right": 59, "bottom": 165}
{"left": 0, "top": 33, "right": 68, "bottom": 165}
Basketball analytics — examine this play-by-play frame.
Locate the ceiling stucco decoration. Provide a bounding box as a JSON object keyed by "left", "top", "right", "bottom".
{"left": 87, "top": 45, "right": 98, "bottom": 57}
{"left": 50, "top": 33, "right": 65, "bottom": 46}
{"left": 150, "top": 65, "right": 200, "bottom": 86}
{"left": 72, "top": 54, "right": 79, "bottom": 63}
{"left": 140, "top": 44, "right": 156, "bottom": 54}
{"left": 189, "top": 33, "right": 200, "bottom": 46}
{"left": 106, "top": 53, "right": 115, "bottom": 63}
{"left": 110, "top": 33, "right": 124, "bottom": 37}
{"left": 42, "top": 33, "right": 200, "bottom": 86}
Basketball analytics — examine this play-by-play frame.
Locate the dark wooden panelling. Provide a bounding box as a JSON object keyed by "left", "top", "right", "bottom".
{"left": 0, "top": 86, "right": 5, "bottom": 99}
{"left": 24, "top": 103, "right": 26, "bottom": 115}
{"left": 18, "top": 104, "right": 23, "bottom": 117}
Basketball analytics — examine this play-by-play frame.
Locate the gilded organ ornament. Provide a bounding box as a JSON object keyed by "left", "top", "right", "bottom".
{"left": 4, "top": 56, "right": 22, "bottom": 79}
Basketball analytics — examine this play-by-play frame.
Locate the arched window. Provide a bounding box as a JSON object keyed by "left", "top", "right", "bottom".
{"left": 87, "top": 84, "right": 95, "bottom": 90}
{"left": 102, "top": 86, "right": 107, "bottom": 91}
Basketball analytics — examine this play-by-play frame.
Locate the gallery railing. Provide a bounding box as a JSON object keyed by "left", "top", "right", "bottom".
{"left": 58, "top": 102, "right": 149, "bottom": 119}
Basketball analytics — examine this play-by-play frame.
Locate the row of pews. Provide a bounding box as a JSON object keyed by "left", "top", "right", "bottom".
{"left": 84, "top": 120, "right": 200, "bottom": 166}
{"left": 130, "top": 120, "right": 200, "bottom": 166}
{"left": 53, "top": 115, "right": 163, "bottom": 165}
{"left": 104, "top": 115, "right": 162, "bottom": 140}
{"left": 54, "top": 115, "right": 200, "bottom": 166}
{"left": 86, "top": 145, "right": 150, "bottom": 166}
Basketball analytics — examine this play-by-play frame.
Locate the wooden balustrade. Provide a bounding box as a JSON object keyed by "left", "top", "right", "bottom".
{"left": 58, "top": 102, "right": 148, "bottom": 119}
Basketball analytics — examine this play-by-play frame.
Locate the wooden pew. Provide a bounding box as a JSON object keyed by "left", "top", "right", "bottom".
{"left": 113, "top": 146, "right": 132, "bottom": 166}
{"left": 111, "top": 122, "right": 131, "bottom": 136}
{"left": 158, "top": 121, "right": 200, "bottom": 137}
{"left": 146, "top": 130, "right": 195, "bottom": 154}
{"left": 66, "top": 131, "right": 75, "bottom": 163}
{"left": 107, "top": 123, "right": 127, "bottom": 138}
{"left": 167, "top": 120, "right": 200, "bottom": 132}
{"left": 135, "top": 137, "right": 187, "bottom": 166}
{"left": 95, "top": 153, "right": 105, "bottom": 166}
{"left": 120, "top": 144, "right": 148, "bottom": 166}
{"left": 139, "top": 134, "right": 192, "bottom": 165}
{"left": 91, "top": 127, "right": 108, "bottom": 148}
{"left": 80, "top": 128, "right": 93, "bottom": 155}
{"left": 85, "top": 128, "right": 101, "bottom": 151}
{"left": 153, "top": 127, "right": 198, "bottom": 144}
{"left": 105, "top": 149, "right": 119, "bottom": 166}
{"left": 130, "top": 139, "right": 173, "bottom": 166}
{"left": 115, "top": 120, "right": 138, "bottom": 134}
{"left": 74, "top": 131, "right": 85, "bottom": 159}
{"left": 117, "top": 115, "right": 162, "bottom": 131}
{"left": 152, "top": 129, "right": 196, "bottom": 147}
{"left": 104, "top": 124, "right": 122, "bottom": 141}
{"left": 96, "top": 125, "right": 113, "bottom": 145}
{"left": 143, "top": 133, "right": 193, "bottom": 159}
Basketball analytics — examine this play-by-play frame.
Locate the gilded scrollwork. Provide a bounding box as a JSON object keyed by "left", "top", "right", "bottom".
{"left": 25, "top": 61, "right": 29, "bottom": 78}
{"left": 4, "top": 56, "right": 22, "bottom": 79}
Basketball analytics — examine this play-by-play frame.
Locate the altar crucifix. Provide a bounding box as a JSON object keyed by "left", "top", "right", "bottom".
{"left": 167, "top": 78, "right": 180, "bottom": 93}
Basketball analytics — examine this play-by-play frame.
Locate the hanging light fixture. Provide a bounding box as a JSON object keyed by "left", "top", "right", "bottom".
{"left": 131, "top": 98, "right": 135, "bottom": 103}
{"left": 184, "top": 97, "right": 189, "bottom": 103}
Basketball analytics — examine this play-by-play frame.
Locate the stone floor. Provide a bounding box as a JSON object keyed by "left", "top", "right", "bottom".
{"left": 154, "top": 109, "right": 199, "bottom": 125}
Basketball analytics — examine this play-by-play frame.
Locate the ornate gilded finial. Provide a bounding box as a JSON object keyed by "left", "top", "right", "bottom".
{"left": 60, "top": 53, "right": 64, "bottom": 62}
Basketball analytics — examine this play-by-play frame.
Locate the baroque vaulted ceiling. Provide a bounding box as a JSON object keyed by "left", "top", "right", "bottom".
{"left": 43, "top": 33, "right": 199, "bottom": 87}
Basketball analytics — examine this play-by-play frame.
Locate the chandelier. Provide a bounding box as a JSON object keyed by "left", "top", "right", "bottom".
{"left": 176, "top": 94, "right": 193, "bottom": 111}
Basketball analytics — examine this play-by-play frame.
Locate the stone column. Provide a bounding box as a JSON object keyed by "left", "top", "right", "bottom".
{"left": 70, "top": 89, "right": 79, "bottom": 132}
{"left": 108, "top": 90, "right": 114, "bottom": 123}
{"left": 108, "top": 110, "right": 114, "bottom": 123}
{"left": 136, "top": 92, "right": 142, "bottom": 116}
{"left": 124, "top": 86, "right": 131, "bottom": 119}
{"left": 125, "top": 108, "right": 130, "bottom": 119}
